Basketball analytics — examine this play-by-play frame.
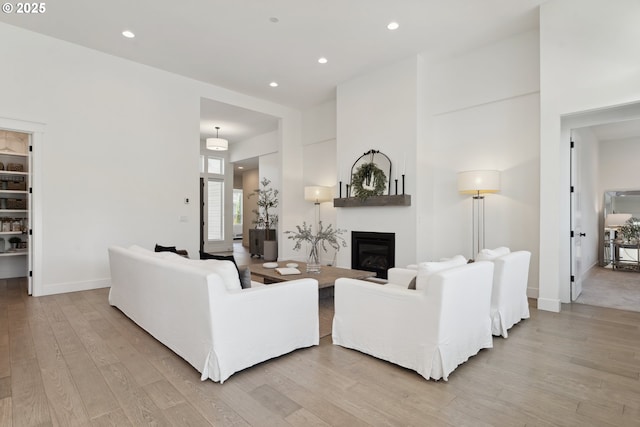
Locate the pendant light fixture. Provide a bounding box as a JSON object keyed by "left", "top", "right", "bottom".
{"left": 206, "top": 126, "right": 228, "bottom": 151}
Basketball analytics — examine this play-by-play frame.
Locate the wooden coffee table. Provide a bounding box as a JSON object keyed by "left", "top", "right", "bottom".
{"left": 249, "top": 261, "right": 376, "bottom": 291}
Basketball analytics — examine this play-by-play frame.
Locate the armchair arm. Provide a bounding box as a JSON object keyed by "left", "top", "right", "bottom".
{"left": 387, "top": 267, "right": 418, "bottom": 287}
{"left": 333, "top": 278, "right": 429, "bottom": 343}
{"left": 210, "top": 278, "right": 319, "bottom": 382}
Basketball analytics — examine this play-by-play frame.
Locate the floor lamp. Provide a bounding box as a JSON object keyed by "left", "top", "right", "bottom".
{"left": 457, "top": 170, "right": 501, "bottom": 260}
{"left": 304, "top": 186, "right": 333, "bottom": 228}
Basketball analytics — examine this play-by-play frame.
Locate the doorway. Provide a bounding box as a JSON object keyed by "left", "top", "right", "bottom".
{"left": 565, "top": 105, "right": 640, "bottom": 312}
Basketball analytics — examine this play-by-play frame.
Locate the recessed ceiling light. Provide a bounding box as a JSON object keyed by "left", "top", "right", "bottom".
{"left": 238, "top": 166, "right": 244, "bottom": 169}
{"left": 122, "top": 30, "right": 135, "bottom": 38}
{"left": 269, "top": 82, "right": 279, "bottom": 87}
{"left": 387, "top": 21, "right": 399, "bottom": 31}
{"left": 318, "top": 57, "right": 328, "bottom": 64}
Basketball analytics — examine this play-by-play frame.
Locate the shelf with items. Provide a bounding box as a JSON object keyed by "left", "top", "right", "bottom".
{"left": 0, "top": 250, "right": 28, "bottom": 257}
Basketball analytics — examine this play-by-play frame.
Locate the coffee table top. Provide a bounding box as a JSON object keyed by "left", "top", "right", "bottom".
{"left": 248, "top": 261, "right": 376, "bottom": 289}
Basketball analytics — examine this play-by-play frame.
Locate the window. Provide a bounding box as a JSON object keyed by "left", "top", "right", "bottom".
{"left": 233, "top": 189, "right": 243, "bottom": 226}
{"left": 207, "top": 179, "right": 223, "bottom": 240}
{"left": 200, "top": 156, "right": 223, "bottom": 174}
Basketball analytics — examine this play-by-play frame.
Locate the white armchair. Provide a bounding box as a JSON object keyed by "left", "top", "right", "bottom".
{"left": 332, "top": 261, "right": 494, "bottom": 381}
{"left": 480, "top": 250, "right": 531, "bottom": 337}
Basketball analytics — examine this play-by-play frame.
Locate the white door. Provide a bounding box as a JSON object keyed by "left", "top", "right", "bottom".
{"left": 570, "top": 135, "right": 584, "bottom": 301}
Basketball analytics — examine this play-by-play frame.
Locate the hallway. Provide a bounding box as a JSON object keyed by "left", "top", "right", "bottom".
{"left": 576, "top": 266, "right": 640, "bottom": 312}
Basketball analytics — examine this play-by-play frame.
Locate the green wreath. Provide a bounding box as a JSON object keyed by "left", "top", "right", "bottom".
{"left": 351, "top": 162, "right": 387, "bottom": 200}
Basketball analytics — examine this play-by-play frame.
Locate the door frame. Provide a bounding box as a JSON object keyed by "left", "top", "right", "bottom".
{"left": 562, "top": 101, "right": 640, "bottom": 303}
{"left": 0, "top": 116, "right": 45, "bottom": 296}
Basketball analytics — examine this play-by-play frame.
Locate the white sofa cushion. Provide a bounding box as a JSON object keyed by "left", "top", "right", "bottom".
{"left": 128, "top": 246, "right": 241, "bottom": 291}
{"left": 476, "top": 247, "right": 511, "bottom": 261}
{"left": 415, "top": 255, "right": 467, "bottom": 290}
{"left": 189, "top": 259, "right": 241, "bottom": 291}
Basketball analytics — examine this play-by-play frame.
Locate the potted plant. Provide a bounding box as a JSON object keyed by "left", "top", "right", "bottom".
{"left": 285, "top": 221, "right": 347, "bottom": 273}
{"left": 618, "top": 217, "right": 640, "bottom": 244}
{"left": 249, "top": 178, "right": 279, "bottom": 260}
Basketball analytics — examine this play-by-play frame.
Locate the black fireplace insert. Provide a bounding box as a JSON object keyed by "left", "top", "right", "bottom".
{"left": 351, "top": 231, "right": 395, "bottom": 279}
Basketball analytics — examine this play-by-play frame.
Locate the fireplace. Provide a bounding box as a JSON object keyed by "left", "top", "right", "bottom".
{"left": 351, "top": 231, "right": 395, "bottom": 279}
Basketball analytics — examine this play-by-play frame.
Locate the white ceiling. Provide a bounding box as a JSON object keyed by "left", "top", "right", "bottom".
{"left": 0, "top": 0, "right": 545, "bottom": 110}
{"left": 591, "top": 119, "right": 640, "bottom": 142}
{"left": 200, "top": 98, "right": 279, "bottom": 142}
{"left": 0, "top": 0, "right": 546, "bottom": 151}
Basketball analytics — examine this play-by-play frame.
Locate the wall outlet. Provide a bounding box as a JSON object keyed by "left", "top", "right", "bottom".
{"left": 179, "top": 216, "right": 188, "bottom": 222}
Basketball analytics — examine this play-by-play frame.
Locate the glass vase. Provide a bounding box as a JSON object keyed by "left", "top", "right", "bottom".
{"left": 306, "top": 241, "right": 321, "bottom": 273}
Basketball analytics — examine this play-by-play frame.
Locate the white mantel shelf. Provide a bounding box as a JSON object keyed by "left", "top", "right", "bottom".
{"left": 333, "top": 194, "right": 411, "bottom": 207}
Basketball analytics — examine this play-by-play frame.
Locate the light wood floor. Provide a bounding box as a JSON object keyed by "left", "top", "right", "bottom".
{"left": 576, "top": 265, "right": 640, "bottom": 313}
{"left": 2, "top": 278, "right": 640, "bottom": 426}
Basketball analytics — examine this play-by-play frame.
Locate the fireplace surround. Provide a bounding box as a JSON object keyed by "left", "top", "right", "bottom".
{"left": 351, "top": 231, "right": 395, "bottom": 279}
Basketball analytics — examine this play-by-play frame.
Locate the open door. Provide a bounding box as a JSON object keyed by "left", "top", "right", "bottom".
{"left": 570, "top": 135, "right": 584, "bottom": 301}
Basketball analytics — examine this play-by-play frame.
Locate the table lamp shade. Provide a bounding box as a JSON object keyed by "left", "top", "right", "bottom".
{"left": 605, "top": 213, "right": 632, "bottom": 228}
{"left": 304, "top": 186, "right": 333, "bottom": 203}
{"left": 457, "top": 170, "right": 501, "bottom": 194}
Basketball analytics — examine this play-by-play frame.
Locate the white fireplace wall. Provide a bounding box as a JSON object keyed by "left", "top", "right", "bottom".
{"left": 336, "top": 57, "right": 419, "bottom": 269}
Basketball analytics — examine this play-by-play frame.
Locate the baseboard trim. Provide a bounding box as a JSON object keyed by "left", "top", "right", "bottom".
{"left": 537, "top": 297, "right": 561, "bottom": 313}
{"left": 34, "top": 278, "right": 110, "bottom": 296}
{"left": 526, "top": 287, "right": 539, "bottom": 299}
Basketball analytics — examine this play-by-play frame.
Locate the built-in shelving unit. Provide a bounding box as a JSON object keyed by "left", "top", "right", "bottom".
{"left": 333, "top": 194, "right": 411, "bottom": 208}
{"left": 0, "top": 129, "right": 30, "bottom": 274}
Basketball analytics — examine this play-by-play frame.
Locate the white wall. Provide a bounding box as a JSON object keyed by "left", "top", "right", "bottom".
{"left": 229, "top": 130, "right": 278, "bottom": 163}
{"left": 422, "top": 30, "right": 541, "bottom": 295}
{"left": 336, "top": 57, "right": 419, "bottom": 269}
{"left": 539, "top": 0, "right": 640, "bottom": 310}
{"left": 301, "top": 139, "right": 338, "bottom": 264}
{"left": 0, "top": 23, "right": 301, "bottom": 295}
{"left": 599, "top": 137, "right": 640, "bottom": 193}
{"left": 242, "top": 168, "right": 259, "bottom": 247}
{"left": 299, "top": 100, "right": 339, "bottom": 264}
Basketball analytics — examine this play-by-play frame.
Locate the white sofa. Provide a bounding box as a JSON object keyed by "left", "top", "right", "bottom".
{"left": 477, "top": 248, "right": 531, "bottom": 337}
{"left": 332, "top": 261, "right": 494, "bottom": 381}
{"left": 108, "top": 245, "right": 319, "bottom": 383}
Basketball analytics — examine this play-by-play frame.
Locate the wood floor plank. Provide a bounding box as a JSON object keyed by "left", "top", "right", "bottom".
{"left": 99, "top": 362, "right": 172, "bottom": 426}
{"left": 151, "top": 355, "right": 250, "bottom": 426}
{"left": 248, "top": 383, "right": 301, "bottom": 418}
{"left": 162, "top": 402, "right": 212, "bottom": 426}
{"left": 102, "top": 333, "right": 164, "bottom": 386}
{"left": 10, "top": 358, "right": 52, "bottom": 427}
{"left": 90, "top": 408, "right": 133, "bottom": 427}
{"left": 0, "top": 376, "right": 10, "bottom": 400}
{"left": 0, "top": 344, "right": 9, "bottom": 378}
{"left": 233, "top": 362, "right": 370, "bottom": 427}
{"left": 64, "top": 349, "right": 120, "bottom": 419}
{"left": 570, "top": 356, "right": 639, "bottom": 380}
{"left": 285, "top": 407, "right": 332, "bottom": 427}
{"left": 143, "top": 379, "right": 186, "bottom": 410}
{"left": 39, "top": 360, "right": 91, "bottom": 426}
{"left": 0, "top": 397, "right": 12, "bottom": 427}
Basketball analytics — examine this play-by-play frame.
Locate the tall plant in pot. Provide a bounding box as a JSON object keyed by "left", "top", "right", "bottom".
{"left": 249, "top": 178, "right": 279, "bottom": 260}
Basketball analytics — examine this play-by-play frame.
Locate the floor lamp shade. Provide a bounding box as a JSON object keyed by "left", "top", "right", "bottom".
{"left": 304, "top": 186, "right": 333, "bottom": 204}
{"left": 457, "top": 170, "right": 501, "bottom": 194}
